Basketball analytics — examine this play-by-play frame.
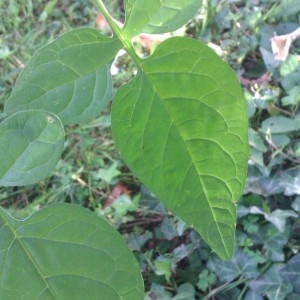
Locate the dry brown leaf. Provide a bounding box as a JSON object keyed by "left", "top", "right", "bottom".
{"left": 103, "top": 183, "right": 131, "bottom": 208}
{"left": 134, "top": 33, "right": 171, "bottom": 51}
{"left": 95, "top": 14, "right": 110, "bottom": 31}
{"left": 271, "top": 27, "right": 300, "bottom": 61}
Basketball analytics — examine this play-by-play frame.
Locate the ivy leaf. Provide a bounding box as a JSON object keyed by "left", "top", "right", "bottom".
{"left": 127, "top": 230, "right": 153, "bottom": 251}
{"left": 291, "top": 196, "right": 300, "bottom": 212}
{"left": 249, "top": 206, "right": 298, "bottom": 232}
{"left": 251, "top": 224, "right": 289, "bottom": 262}
{"left": 286, "top": 294, "right": 300, "bottom": 300}
{"left": 279, "top": 253, "right": 300, "bottom": 294}
{"left": 244, "top": 290, "right": 264, "bottom": 300}
{"left": 147, "top": 284, "right": 172, "bottom": 300}
{"left": 207, "top": 248, "right": 259, "bottom": 283}
{"left": 154, "top": 255, "right": 172, "bottom": 281}
{"left": 122, "top": 0, "right": 200, "bottom": 37}
{"left": 112, "top": 37, "right": 249, "bottom": 259}
{"left": 5, "top": 28, "right": 122, "bottom": 125}
{"left": 249, "top": 264, "right": 293, "bottom": 300}
{"left": 0, "top": 203, "right": 144, "bottom": 299}
{"left": 0, "top": 110, "right": 64, "bottom": 186}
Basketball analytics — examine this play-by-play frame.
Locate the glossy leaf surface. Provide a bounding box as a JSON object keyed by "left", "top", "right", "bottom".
{"left": 0, "top": 204, "right": 144, "bottom": 299}
{"left": 123, "top": 0, "right": 200, "bottom": 37}
{"left": 0, "top": 110, "right": 64, "bottom": 186}
{"left": 112, "top": 37, "right": 248, "bottom": 259}
{"left": 5, "top": 28, "right": 122, "bottom": 125}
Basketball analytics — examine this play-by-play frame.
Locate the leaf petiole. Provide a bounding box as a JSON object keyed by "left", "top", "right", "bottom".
{"left": 94, "top": 0, "right": 141, "bottom": 64}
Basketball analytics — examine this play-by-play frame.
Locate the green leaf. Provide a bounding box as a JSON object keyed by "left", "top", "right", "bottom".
{"left": 250, "top": 264, "right": 293, "bottom": 300}
{"left": 173, "top": 283, "right": 195, "bottom": 300}
{"left": 244, "top": 290, "right": 263, "bottom": 300}
{"left": 280, "top": 55, "right": 300, "bottom": 92}
{"left": 281, "top": 86, "right": 300, "bottom": 106}
{"left": 280, "top": 253, "right": 300, "bottom": 294}
{"left": 291, "top": 196, "right": 300, "bottom": 212}
{"left": 249, "top": 206, "right": 298, "bottom": 232}
{"left": 127, "top": 230, "right": 153, "bottom": 251}
{"left": 122, "top": 0, "right": 200, "bottom": 37}
{"left": 270, "top": 134, "right": 291, "bottom": 148}
{"left": 112, "top": 37, "right": 248, "bottom": 259}
{"left": 197, "top": 269, "right": 216, "bottom": 291}
{"left": 260, "top": 116, "right": 300, "bottom": 134}
{"left": 249, "top": 129, "right": 267, "bottom": 167}
{"left": 147, "top": 284, "right": 172, "bottom": 300}
{"left": 249, "top": 148, "right": 265, "bottom": 167}
{"left": 286, "top": 294, "right": 300, "bottom": 300}
{"left": 251, "top": 224, "right": 289, "bottom": 262}
{"left": 160, "top": 218, "right": 181, "bottom": 240}
{"left": 0, "top": 203, "right": 144, "bottom": 299}
{"left": 249, "top": 129, "right": 267, "bottom": 152}
{"left": 0, "top": 110, "right": 64, "bottom": 186}
{"left": 207, "top": 249, "right": 259, "bottom": 283}
{"left": 154, "top": 255, "right": 172, "bottom": 281}
{"left": 5, "top": 28, "right": 122, "bottom": 125}
{"left": 95, "top": 161, "right": 121, "bottom": 184}
{"left": 267, "top": 0, "right": 300, "bottom": 19}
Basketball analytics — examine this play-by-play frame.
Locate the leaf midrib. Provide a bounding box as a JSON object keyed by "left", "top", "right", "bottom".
{"left": 0, "top": 210, "right": 57, "bottom": 299}
{"left": 140, "top": 69, "right": 231, "bottom": 257}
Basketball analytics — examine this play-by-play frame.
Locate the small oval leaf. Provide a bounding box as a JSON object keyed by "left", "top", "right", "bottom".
{"left": 0, "top": 204, "right": 144, "bottom": 299}
{"left": 5, "top": 28, "right": 122, "bottom": 125}
{"left": 112, "top": 37, "right": 249, "bottom": 259}
{"left": 123, "top": 0, "right": 200, "bottom": 37}
{"left": 0, "top": 110, "right": 64, "bottom": 186}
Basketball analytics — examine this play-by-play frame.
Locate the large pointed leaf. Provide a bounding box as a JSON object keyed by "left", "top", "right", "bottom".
{"left": 0, "top": 203, "right": 144, "bottom": 299}
{"left": 0, "top": 110, "right": 64, "bottom": 186}
{"left": 5, "top": 28, "right": 122, "bottom": 125}
{"left": 122, "top": 0, "right": 200, "bottom": 37}
{"left": 112, "top": 37, "right": 248, "bottom": 259}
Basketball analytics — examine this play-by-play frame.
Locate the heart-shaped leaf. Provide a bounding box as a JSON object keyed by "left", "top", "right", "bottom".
{"left": 122, "top": 0, "right": 200, "bottom": 37}
{"left": 0, "top": 110, "right": 64, "bottom": 186}
{"left": 112, "top": 37, "right": 249, "bottom": 259}
{"left": 0, "top": 203, "right": 144, "bottom": 299}
{"left": 5, "top": 28, "right": 122, "bottom": 125}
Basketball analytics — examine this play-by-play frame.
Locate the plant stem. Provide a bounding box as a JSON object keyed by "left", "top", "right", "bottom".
{"left": 200, "top": 0, "right": 209, "bottom": 36}
{"left": 263, "top": 0, "right": 280, "bottom": 21}
{"left": 94, "top": 0, "right": 141, "bottom": 64}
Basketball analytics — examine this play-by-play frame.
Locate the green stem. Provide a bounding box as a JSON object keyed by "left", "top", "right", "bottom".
{"left": 94, "top": 0, "right": 141, "bottom": 64}
{"left": 200, "top": 0, "right": 209, "bottom": 36}
{"left": 263, "top": 0, "right": 280, "bottom": 21}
